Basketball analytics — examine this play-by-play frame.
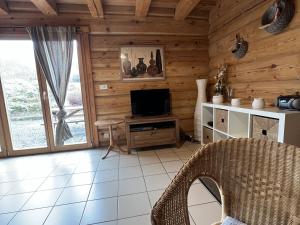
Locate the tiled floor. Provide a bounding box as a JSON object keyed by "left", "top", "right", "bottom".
{"left": 0, "top": 142, "right": 222, "bottom": 225}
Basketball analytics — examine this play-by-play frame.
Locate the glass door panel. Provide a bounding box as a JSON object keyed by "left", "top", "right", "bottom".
{"left": 0, "top": 40, "right": 48, "bottom": 151}
{"left": 47, "top": 41, "right": 88, "bottom": 146}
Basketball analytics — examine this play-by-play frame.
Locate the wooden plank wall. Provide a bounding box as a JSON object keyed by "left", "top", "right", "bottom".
{"left": 208, "top": 0, "right": 300, "bottom": 106}
{"left": 90, "top": 34, "right": 209, "bottom": 144}
{"left": 0, "top": 15, "right": 209, "bottom": 146}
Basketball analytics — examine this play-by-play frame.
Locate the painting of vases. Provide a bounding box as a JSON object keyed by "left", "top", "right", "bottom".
{"left": 120, "top": 46, "right": 165, "bottom": 81}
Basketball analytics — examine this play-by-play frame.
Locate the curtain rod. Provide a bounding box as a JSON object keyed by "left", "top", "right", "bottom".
{"left": 0, "top": 25, "right": 89, "bottom": 32}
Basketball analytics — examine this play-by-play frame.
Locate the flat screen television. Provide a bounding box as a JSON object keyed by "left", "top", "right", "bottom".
{"left": 130, "top": 89, "right": 171, "bottom": 117}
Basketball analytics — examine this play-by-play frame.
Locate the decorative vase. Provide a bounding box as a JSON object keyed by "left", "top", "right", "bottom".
{"left": 231, "top": 98, "right": 241, "bottom": 107}
{"left": 147, "top": 51, "right": 159, "bottom": 76}
{"left": 252, "top": 98, "right": 265, "bottom": 109}
{"left": 194, "top": 79, "right": 207, "bottom": 142}
{"left": 122, "top": 53, "right": 131, "bottom": 75}
{"left": 136, "top": 58, "right": 147, "bottom": 75}
{"left": 156, "top": 49, "right": 162, "bottom": 74}
{"left": 212, "top": 95, "right": 224, "bottom": 104}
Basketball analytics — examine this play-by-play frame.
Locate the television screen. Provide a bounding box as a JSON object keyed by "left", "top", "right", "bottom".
{"left": 130, "top": 89, "right": 171, "bottom": 116}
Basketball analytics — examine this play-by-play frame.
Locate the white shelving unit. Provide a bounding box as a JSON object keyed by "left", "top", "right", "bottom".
{"left": 200, "top": 103, "right": 300, "bottom": 147}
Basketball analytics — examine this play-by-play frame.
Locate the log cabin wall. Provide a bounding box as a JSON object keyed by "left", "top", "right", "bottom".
{"left": 208, "top": 0, "right": 300, "bottom": 106}
{"left": 0, "top": 14, "right": 209, "bottom": 145}
{"left": 89, "top": 19, "right": 209, "bottom": 144}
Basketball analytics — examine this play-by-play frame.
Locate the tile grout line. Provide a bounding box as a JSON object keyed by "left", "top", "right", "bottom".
{"left": 4, "top": 162, "right": 60, "bottom": 225}
{"left": 137, "top": 150, "right": 157, "bottom": 213}
{"left": 78, "top": 150, "right": 107, "bottom": 225}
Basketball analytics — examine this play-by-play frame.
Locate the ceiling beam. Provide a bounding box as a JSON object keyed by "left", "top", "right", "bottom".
{"left": 175, "top": 0, "right": 201, "bottom": 20}
{"left": 136, "top": 0, "right": 152, "bottom": 18}
{"left": 30, "top": 0, "right": 57, "bottom": 16}
{"left": 87, "top": 0, "right": 104, "bottom": 18}
{"left": 0, "top": 0, "right": 9, "bottom": 15}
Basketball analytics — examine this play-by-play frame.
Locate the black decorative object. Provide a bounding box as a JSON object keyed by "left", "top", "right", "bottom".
{"left": 130, "top": 67, "right": 139, "bottom": 77}
{"left": 260, "top": 0, "right": 295, "bottom": 34}
{"left": 232, "top": 34, "right": 248, "bottom": 59}
{"left": 156, "top": 49, "right": 162, "bottom": 74}
{"left": 147, "top": 52, "right": 159, "bottom": 76}
{"left": 136, "top": 58, "right": 147, "bottom": 74}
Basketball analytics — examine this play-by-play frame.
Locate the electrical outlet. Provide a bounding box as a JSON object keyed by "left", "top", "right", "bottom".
{"left": 99, "top": 84, "right": 108, "bottom": 90}
{"left": 103, "top": 133, "right": 109, "bottom": 139}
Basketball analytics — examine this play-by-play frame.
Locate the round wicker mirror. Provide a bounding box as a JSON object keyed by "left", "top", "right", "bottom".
{"left": 260, "top": 0, "right": 295, "bottom": 34}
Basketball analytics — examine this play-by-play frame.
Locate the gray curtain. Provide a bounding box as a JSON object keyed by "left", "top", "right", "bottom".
{"left": 26, "top": 26, "right": 76, "bottom": 146}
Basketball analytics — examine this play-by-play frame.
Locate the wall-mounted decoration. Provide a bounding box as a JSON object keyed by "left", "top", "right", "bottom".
{"left": 260, "top": 0, "right": 295, "bottom": 34}
{"left": 231, "top": 34, "right": 248, "bottom": 59}
{"left": 120, "top": 46, "right": 165, "bottom": 81}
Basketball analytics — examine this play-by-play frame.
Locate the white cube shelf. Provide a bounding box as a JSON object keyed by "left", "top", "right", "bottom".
{"left": 200, "top": 103, "right": 300, "bottom": 147}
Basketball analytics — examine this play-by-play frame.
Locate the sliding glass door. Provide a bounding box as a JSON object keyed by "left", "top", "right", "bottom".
{"left": 0, "top": 38, "right": 91, "bottom": 156}
{"left": 46, "top": 41, "right": 90, "bottom": 150}
{"left": 0, "top": 40, "right": 49, "bottom": 155}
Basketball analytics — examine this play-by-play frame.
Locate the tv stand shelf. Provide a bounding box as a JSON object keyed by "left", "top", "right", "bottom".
{"left": 125, "top": 115, "right": 180, "bottom": 152}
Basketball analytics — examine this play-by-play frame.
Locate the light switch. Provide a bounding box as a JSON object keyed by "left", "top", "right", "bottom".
{"left": 99, "top": 84, "right": 108, "bottom": 90}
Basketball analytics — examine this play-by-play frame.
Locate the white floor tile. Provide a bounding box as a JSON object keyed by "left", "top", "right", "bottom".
{"left": 81, "top": 198, "right": 118, "bottom": 224}
{"left": 67, "top": 172, "right": 95, "bottom": 186}
{"left": 162, "top": 160, "right": 183, "bottom": 173}
{"left": 118, "top": 177, "right": 146, "bottom": 196}
{"left": 89, "top": 181, "right": 118, "bottom": 200}
{"left": 188, "top": 183, "right": 216, "bottom": 206}
{"left": 141, "top": 163, "right": 166, "bottom": 176}
{"left": 23, "top": 189, "right": 63, "bottom": 210}
{"left": 0, "top": 193, "right": 32, "bottom": 214}
{"left": 39, "top": 175, "right": 71, "bottom": 190}
{"left": 9, "top": 207, "right": 51, "bottom": 225}
{"left": 94, "top": 169, "right": 118, "bottom": 183}
{"left": 8, "top": 178, "right": 45, "bottom": 195}
{"left": 144, "top": 174, "right": 171, "bottom": 191}
{"left": 98, "top": 158, "right": 119, "bottom": 170}
{"left": 157, "top": 152, "right": 180, "bottom": 162}
{"left": 44, "top": 202, "right": 85, "bottom": 225}
{"left": 0, "top": 212, "right": 16, "bottom": 225}
{"left": 118, "top": 214, "right": 151, "bottom": 225}
{"left": 119, "top": 157, "right": 140, "bottom": 168}
{"left": 189, "top": 202, "right": 222, "bottom": 225}
{"left": 56, "top": 185, "right": 91, "bottom": 205}
{"left": 119, "top": 166, "right": 143, "bottom": 180}
{"left": 118, "top": 193, "right": 151, "bottom": 219}
{"left": 147, "top": 189, "right": 164, "bottom": 207}
{"left": 139, "top": 155, "right": 161, "bottom": 165}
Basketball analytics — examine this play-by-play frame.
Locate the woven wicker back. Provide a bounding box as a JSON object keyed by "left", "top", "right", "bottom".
{"left": 151, "top": 138, "right": 300, "bottom": 225}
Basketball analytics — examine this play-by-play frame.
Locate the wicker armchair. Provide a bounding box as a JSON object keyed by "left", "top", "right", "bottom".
{"left": 151, "top": 138, "right": 300, "bottom": 225}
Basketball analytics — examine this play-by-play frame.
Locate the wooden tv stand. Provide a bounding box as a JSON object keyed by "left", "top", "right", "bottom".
{"left": 125, "top": 115, "right": 180, "bottom": 152}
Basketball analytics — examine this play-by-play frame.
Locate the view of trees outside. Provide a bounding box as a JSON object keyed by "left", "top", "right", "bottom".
{"left": 0, "top": 40, "right": 86, "bottom": 150}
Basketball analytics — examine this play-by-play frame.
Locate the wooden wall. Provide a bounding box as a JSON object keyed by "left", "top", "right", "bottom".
{"left": 0, "top": 15, "right": 210, "bottom": 145}
{"left": 208, "top": 0, "right": 300, "bottom": 106}
{"left": 90, "top": 34, "right": 209, "bottom": 143}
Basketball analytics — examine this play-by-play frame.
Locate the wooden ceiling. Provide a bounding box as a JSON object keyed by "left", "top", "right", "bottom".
{"left": 0, "top": 0, "right": 216, "bottom": 20}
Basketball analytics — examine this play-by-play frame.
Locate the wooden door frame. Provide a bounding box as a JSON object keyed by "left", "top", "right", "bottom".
{"left": 77, "top": 32, "right": 99, "bottom": 147}
{"left": 0, "top": 37, "right": 51, "bottom": 157}
{"left": 0, "top": 79, "right": 9, "bottom": 158}
{"left": 0, "top": 28, "right": 97, "bottom": 157}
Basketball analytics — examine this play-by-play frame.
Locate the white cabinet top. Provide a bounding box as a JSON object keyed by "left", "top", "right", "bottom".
{"left": 202, "top": 102, "right": 300, "bottom": 119}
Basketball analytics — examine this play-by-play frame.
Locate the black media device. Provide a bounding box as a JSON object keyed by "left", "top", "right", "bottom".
{"left": 130, "top": 89, "right": 171, "bottom": 117}
{"left": 277, "top": 94, "right": 300, "bottom": 110}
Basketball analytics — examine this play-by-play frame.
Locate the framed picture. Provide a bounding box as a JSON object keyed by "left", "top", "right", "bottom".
{"left": 120, "top": 46, "right": 165, "bottom": 81}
